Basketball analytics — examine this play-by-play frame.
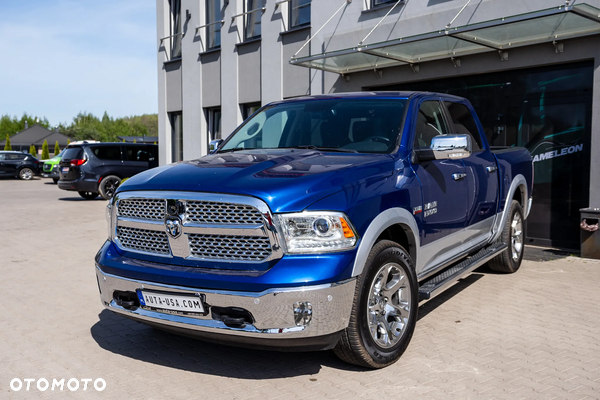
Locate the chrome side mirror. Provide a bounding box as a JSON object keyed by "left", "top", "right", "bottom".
{"left": 431, "top": 134, "right": 471, "bottom": 160}
{"left": 209, "top": 139, "right": 223, "bottom": 153}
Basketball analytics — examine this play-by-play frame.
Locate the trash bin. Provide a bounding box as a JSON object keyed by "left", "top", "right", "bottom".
{"left": 580, "top": 208, "right": 600, "bottom": 259}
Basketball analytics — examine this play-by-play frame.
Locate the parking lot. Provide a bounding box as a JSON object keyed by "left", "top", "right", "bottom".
{"left": 1, "top": 177, "right": 599, "bottom": 399}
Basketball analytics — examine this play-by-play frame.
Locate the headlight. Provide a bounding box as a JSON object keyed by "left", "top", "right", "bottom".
{"left": 277, "top": 212, "right": 357, "bottom": 253}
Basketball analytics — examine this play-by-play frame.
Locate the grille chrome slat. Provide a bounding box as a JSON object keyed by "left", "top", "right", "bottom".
{"left": 186, "top": 201, "right": 264, "bottom": 225}
{"left": 118, "top": 199, "right": 166, "bottom": 221}
{"left": 116, "top": 226, "right": 171, "bottom": 255}
{"left": 188, "top": 234, "right": 271, "bottom": 261}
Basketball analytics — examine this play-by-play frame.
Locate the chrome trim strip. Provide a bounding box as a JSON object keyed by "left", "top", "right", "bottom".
{"left": 96, "top": 266, "right": 356, "bottom": 338}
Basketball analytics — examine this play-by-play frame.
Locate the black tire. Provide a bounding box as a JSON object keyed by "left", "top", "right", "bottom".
{"left": 334, "top": 240, "right": 418, "bottom": 368}
{"left": 52, "top": 178, "right": 59, "bottom": 184}
{"left": 18, "top": 168, "right": 34, "bottom": 180}
{"left": 99, "top": 175, "right": 121, "bottom": 200}
{"left": 78, "top": 191, "right": 99, "bottom": 200}
{"left": 488, "top": 200, "right": 524, "bottom": 273}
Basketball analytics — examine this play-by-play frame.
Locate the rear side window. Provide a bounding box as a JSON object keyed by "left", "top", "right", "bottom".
{"left": 123, "top": 146, "right": 151, "bottom": 162}
{"left": 92, "top": 146, "right": 122, "bottom": 161}
{"left": 444, "top": 102, "right": 482, "bottom": 151}
{"left": 6, "top": 153, "right": 26, "bottom": 160}
{"left": 62, "top": 147, "right": 84, "bottom": 160}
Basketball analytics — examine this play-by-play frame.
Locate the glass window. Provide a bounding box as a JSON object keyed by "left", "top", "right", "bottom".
{"left": 62, "top": 147, "right": 83, "bottom": 160}
{"left": 244, "top": 0, "right": 264, "bottom": 40}
{"left": 242, "top": 103, "right": 261, "bottom": 120}
{"left": 414, "top": 101, "right": 449, "bottom": 149}
{"left": 0, "top": 154, "right": 4, "bottom": 161}
{"left": 92, "top": 146, "right": 122, "bottom": 161}
{"left": 6, "top": 153, "right": 26, "bottom": 160}
{"left": 206, "top": 108, "right": 222, "bottom": 143}
{"left": 170, "top": 0, "right": 182, "bottom": 59}
{"left": 170, "top": 112, "right": 183, "bottom": 162}
{"left": 220, "top": 98, "right": 406, "bottom": 154}
{"left": 444, "top": 102, "right": 482, "bottom": 150}
{"left": 372, "top": 0, "right": 397, "bottom": 7}
{"left": 123, "top": 146, "right": 151, "bottom": 162}
{"left": 289, "top": 0, "right": 310, "bottom": 29}
{"left": 206, "top": 0, "right": 221, "bottom": 49}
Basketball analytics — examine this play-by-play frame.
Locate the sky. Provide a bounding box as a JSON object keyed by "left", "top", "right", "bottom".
{"left": 0, "top": 0, "right": 158, "bottom": 126}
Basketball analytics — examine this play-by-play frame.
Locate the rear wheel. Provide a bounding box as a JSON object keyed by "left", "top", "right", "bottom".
{"left": 78, "top": 191, "right": 99, "bottom": 200}
{"left": 99, "top": 175, "right": 121, "bottom": 200}
{"left": 334, "top": 240, "right": 418, "bottom": 368}
{"left": 488, "top": 200, "right": 524, "bottom": 273}
{"left": 18, "top": 168, "right": 34, "bottom": 180}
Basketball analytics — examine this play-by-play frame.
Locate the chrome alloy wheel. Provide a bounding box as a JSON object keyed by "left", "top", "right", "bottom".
{"left": 19, "top": 168, "right": 33, "bottom": 180}
{"left": 511, "top": 212, "right": 523, "bottom": 262}
{"left": 366, "top": 262, "right": 411, "bottom": 349}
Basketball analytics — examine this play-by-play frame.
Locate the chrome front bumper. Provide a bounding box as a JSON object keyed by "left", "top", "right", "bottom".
{"left": 96, "top": 266, "right": 356, "bottom": 342}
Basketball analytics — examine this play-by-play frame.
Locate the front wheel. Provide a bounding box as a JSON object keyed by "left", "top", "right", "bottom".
{"left": 78, "top": 191, "right": 99, "bottom": 200}
{"left": 488, "top": 199, "right": 524, "bottom": 273}
{"left": 18, "top": 168, "right": 34, "bottom": 180}
{"left": 99, "top": 175, "right": 121, "bottom": 200}
{"left": 334, "top": 240, "right": 418, "bottom": 368}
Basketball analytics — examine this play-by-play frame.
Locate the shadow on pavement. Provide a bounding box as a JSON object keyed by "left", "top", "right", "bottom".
{"left": 523, "top": 245, "right": 575, "bottom": 262}
{"left": 90, "top": 309, "right": 365, "bottom": 378}
{"left": 58, "top": 197, "right": 105, "bottom": 201}
{"left": 418, "top": 273, "right": 484, "bottom": 321}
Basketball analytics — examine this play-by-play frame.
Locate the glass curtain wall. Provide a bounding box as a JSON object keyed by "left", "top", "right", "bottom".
{"left": 381, "top": 62, "right": 593, "bottom": 249}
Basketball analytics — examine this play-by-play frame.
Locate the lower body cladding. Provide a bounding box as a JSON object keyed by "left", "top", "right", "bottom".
{"left": 96, "top": 266, "right": 356, "bottom": 351}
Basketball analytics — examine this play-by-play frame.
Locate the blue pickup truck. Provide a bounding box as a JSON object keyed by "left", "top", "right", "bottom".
{"left": 96, "top": 92, "right": 533, "bottom": 368}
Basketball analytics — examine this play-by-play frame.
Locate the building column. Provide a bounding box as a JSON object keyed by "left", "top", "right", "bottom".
{"left": 220, "top": 0, "right": 242, "bottom": 138}
{"left": 157, "top": 0, "right": 171, "bottom": 166}
{"left": 590, "top": 51, "right": 600, "bottom": 207}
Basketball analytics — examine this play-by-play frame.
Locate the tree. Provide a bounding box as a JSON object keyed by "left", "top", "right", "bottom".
{"left": 54, "top": 141, "right": 60, "bottom": 156}
{"left": 4, "top": 134, "right": 11, "bottom": 150}
{"left": 29, "top": 144, "right": 36, "bottom": 155}
{"left": 41, "top": 140, "right": 50, "bottom": 160}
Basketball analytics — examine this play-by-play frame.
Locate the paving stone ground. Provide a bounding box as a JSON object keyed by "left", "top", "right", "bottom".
{"left": 1, "top": 177, "right": 599, "bottom": 399}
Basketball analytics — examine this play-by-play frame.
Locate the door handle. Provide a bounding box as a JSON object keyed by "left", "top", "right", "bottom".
{"left": 452, "top": 173, "right": 467, "bottom": 181}
{"left": 486, "top": 165, "right": 498, "bottom": 173}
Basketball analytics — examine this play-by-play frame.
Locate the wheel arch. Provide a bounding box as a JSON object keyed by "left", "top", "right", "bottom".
{"left": 490, "top": 174, "right": 528, "bottom": 243}
{"left": 351, "top": 208, "right": 419, "bottom": 278}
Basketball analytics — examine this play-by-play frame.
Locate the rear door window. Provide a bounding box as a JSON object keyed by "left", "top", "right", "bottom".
{"left": 6, "top": 154, "right": 26, "bottom": 160}
{"left": 92, "top": 146, "right": 122, "bottom": 161}
{"left": 444, "top": 102, "right": 482, "bottom": 151}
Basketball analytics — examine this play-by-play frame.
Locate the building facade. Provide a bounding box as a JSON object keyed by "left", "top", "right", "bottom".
{"left": 156, "top": 0, "right": 600, "bottom": 250}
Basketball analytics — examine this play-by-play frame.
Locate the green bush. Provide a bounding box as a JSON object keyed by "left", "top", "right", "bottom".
{"left": 4, "top": 134, "right": 11, "bottom": 151}
{"left": 54, "top": 141, "right": 60, "bottom": 156}
{"left": 41, "top": 140, "right": 50, "bottom": 160}
{"left": 29, "top": 144, "right": 36, "bottom": 156}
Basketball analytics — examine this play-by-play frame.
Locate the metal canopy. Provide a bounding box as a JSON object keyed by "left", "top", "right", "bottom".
{"left": 290, "top": 3, "right": 600, "bottom": 74}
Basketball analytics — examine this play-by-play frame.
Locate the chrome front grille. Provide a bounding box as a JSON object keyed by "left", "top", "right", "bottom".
{"left": 118, "top": 198, "right": 166, "bottom": 221}
{"left": 116, "top": 226, "right": 171, "bottom": 255}
{"left": 188, "top": 234, "right": 271, "bottom": 261}
{"left": 112, "top": 192, "right": 283, "bottom": 263}
{"left": 186, "top": 201, "right": 263, "bottom": 225}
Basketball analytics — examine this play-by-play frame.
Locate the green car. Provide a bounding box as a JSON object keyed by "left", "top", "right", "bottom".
{"left": 42, "top": 149, "right": 66, "bottom": 183}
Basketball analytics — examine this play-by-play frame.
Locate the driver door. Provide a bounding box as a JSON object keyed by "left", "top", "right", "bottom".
{"left": 411, "top": 100, "right": 469, "bottom": 272}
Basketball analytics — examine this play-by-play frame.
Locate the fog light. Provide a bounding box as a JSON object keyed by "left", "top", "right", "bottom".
{"left": 293, "top": 301, "right": 313, "bottom": 326}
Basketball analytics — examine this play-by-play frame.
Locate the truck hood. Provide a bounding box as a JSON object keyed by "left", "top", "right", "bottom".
{"left": 118, "top": 149, "right": 394, "bottom": 212}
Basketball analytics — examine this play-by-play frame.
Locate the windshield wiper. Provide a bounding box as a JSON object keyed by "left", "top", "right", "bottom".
{"left": 284, "top": 145, "right": 358, "bottom": 153}
{"left": 217, "top": 147, "right": 258, "bottom": 153}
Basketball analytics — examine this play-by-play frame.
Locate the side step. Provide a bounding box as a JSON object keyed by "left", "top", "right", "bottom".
{"left": 418, "top": 242, "right": 508, "bottom": 302}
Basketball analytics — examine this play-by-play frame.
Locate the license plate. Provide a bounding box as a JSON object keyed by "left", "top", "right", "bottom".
{"left": 137, "top": 290, "right": 205, "bottom": 315}
{"left": 61, "top": 167, "right": 69, "bottom": 173}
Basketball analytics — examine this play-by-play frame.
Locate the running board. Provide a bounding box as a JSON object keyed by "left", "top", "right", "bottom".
{"left": 418, "top": 242, "right": 508, "bottom": 301}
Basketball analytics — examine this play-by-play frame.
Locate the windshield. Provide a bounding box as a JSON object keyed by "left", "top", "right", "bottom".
{"left": 219, "top": 98, "right": 407, "bottom": 154}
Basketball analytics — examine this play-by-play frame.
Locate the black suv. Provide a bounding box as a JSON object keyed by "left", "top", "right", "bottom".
{"left": 0, "top": 151, "right": 41, "bottom": 180}
{"left": 58, "top": 143, "right": 158, "bottom": 200}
